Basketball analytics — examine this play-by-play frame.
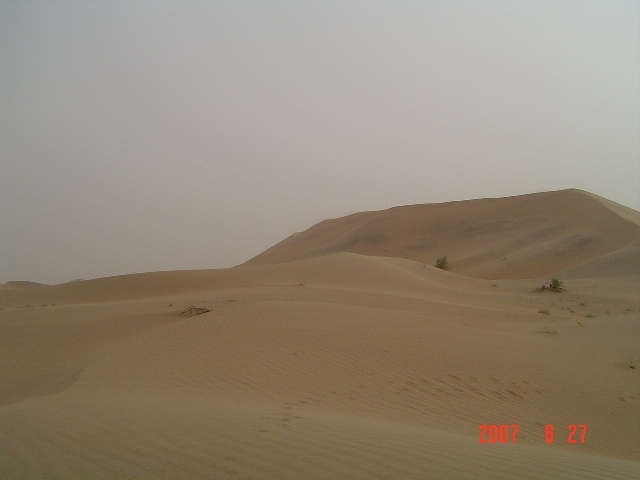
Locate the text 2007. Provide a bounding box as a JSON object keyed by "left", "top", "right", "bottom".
{"left": 478, "top": 424, "right": 519, "bottom": 443}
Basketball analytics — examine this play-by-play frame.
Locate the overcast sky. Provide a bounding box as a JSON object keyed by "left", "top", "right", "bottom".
{"left": 1, "top": 1, "right": 639, "bottom": 284}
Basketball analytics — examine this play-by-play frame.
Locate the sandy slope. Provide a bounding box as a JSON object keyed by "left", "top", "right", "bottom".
{"left": 1, "top": 191, "right": 639, "bottom": 479}
{"left": 244, "top": 189, "right": 640, "bottom": 280}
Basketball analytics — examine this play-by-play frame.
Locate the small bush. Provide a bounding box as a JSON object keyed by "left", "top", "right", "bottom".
{"left": 585, "top": 314, "right": 596, "bottom": 318}
{"left": 538, "top": 309, "right": 551, "bottom": 315}
{"left": 624, "top": 356, "right": 639, "bottom": 369}
{"left": 435, "top": 256, "right": 449, "bottom": 270}
{"left": 534, "top": 278, "right": 565, "bottom": 293}
{"left": 550, "top": 278, "right": 563, "bottom": 290}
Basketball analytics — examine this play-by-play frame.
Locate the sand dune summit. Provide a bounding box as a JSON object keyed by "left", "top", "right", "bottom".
{"left": 1, "top": 189, "right": 639, "bottom": 479}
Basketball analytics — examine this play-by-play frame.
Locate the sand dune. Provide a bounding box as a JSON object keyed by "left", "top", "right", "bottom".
{"left": 245, "top": 189, "right": 640, "bottom": 280}
{"left": 1, "top": 190, "right": 639, "bottom": 479}
{"left": 553, "top": 239, "right": 640, "bottom": 278}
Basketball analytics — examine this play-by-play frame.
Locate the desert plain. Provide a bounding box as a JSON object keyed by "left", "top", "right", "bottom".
{"left": 1, "top": 189, "right": 639, "bottom": 479}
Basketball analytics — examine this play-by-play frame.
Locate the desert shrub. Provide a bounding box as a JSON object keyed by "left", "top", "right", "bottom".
{"left": 624, "top": 356, "right": 638, "bottom": 369}
{"left": 435, "top": 256, "right": 449, "bottom": 270}
{"left": 534, "top": 278, "right": 565, "bottom": 293}
{"left": 538, "top": 309, "right": 551, "bottom": 315}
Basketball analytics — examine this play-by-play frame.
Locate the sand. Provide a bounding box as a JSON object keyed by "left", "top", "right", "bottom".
{"left": 1, "top": 189, "right": 639, "bottom": 479}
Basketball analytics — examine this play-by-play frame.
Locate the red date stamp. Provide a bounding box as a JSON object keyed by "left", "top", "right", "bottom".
{"left": 478, "top": 424, "right": 519, "bottom": 443}
{"left": 479, "top": 424, "right": 587, "bottom": 444}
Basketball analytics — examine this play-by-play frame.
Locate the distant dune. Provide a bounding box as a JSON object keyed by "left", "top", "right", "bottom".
{"left": 0, "top": 281, "right": 48, "bottom": 289}
{"left": 1, "top": 189, "right": 639, "bottom": 479}
{"left": 245, "top": 189, "right": 640, "bottom": 279}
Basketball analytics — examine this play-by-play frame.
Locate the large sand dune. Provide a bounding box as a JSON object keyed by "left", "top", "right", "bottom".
{"left": 245, "top": 189, "right": 640, "bottom": 280}
{"left": 1, "top": 190, "right": 639, "bottom": 479}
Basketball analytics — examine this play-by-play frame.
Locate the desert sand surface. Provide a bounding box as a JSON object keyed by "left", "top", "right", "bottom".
{"left": 1, "top": 189, "right": 639, "bottom": 479}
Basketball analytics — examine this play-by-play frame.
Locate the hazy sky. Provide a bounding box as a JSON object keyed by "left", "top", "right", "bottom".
{"left": 1, "top": 1, "right": 639, "bottom": 284}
